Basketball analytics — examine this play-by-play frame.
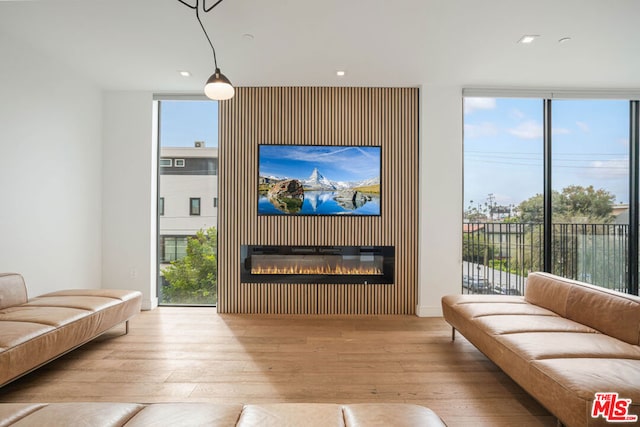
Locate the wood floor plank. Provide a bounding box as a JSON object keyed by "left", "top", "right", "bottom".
{"left": 0, "top": 307, "right": 555, "bottom": 426}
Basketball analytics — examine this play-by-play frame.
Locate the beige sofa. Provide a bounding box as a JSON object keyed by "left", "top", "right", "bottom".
{"left": 0, "top": 402, "right": 446, "bottom": 426}
{"left": 442, "top": 271, "right": 640, "bottom": 427}
{"left": 0, "top": 272, "right": 142, "bottom": 387}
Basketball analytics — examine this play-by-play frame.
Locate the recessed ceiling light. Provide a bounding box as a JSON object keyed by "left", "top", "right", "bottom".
{"left": 558, "top": 37, "right": 572, "bottom": 43}
{"left": 242, "top": 33, "right": 254, "bottom": 41}
{"left": 179, "top": 71, "right": 191, "bottom": 77}
{"left": 518, "top": 35, "right": 539, "bottom": 44}
{"left": 336, "top": 70, "right": 346, "bottom": 77}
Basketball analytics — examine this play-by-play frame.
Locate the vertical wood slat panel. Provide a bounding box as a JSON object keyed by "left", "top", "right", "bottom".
{"left": 219, "top": 87, "right": 418, "bottom": 314}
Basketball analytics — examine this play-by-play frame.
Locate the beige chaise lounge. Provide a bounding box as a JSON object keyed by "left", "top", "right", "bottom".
{"left": 442, "top": 271, "right": 640, "bottom": 427}
{"left": 0, "top": 272, "right": 142, "bottom": 387}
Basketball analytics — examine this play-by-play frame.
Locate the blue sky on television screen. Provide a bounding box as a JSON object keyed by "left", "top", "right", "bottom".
{"left": 259, "top": 145, "right": 380, "bottom": 183}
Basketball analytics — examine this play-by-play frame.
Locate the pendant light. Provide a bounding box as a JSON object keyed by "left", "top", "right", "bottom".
{"left": 178, "top": 0, "right": 235, "bottom": 100}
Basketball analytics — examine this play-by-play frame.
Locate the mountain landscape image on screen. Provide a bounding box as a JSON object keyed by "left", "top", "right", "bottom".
{"left": 258, "top": 145, "right": 381, "bottom": 215}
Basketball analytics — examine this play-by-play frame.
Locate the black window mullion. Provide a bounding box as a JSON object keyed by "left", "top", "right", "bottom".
{"left": 543, "top": 99, "right": 553, "bottom": 273}
{"left": 629, "top": 100, "right": 640, "bottom": 295}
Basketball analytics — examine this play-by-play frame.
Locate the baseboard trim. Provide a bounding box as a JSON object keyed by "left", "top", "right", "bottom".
{"left": 415, "top": 305, "right": 442, "bottom": 317}
{"left": 142, "top": 297, "right": 158, "bottom": 311}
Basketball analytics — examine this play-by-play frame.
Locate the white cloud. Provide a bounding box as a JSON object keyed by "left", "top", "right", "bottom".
{"left": 507, "top": 121, "right": 570, "bottom": 139}
{"left": 509, "top": 109, "right": 525, "bottom": 120}
{"left": 576, "top": 121, "right": 590, "bottom": 133}
{"left": 585, "top": 158, "right": 629, "bottom": 180}
{"left": 464, "top": 122, "right": 498, "bottom": 138}
{"left": 464, "top": 97, "right": 496, "bottom": 114}
{"left": 508, "top": 120, "right": 542, "bottom": 139}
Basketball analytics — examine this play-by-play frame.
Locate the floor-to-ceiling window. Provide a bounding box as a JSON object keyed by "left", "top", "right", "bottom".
{"left": 463, "top": 92, "right": 639, "bottom": 296}
{"left": 551, "top": 100, "right": 629, "bottom": 291}
{"left": 463, "top": 97, "right": 543, "bottom": 295}
{"left": 156, "top": 98, "right": 218, "bottom": 305}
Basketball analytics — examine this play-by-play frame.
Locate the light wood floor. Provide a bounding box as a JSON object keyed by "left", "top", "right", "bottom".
{"left": 0, "top": 307, "right": 555, "bottom": 426}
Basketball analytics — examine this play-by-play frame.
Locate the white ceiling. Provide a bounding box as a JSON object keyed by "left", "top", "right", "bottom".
{"left": 1, "top": 0, "right": 640, "bottom": 93}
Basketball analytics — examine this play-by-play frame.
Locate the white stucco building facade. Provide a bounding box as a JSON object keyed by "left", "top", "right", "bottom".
{"left": 159, "top": 143, "right": 218, "bottom": 262}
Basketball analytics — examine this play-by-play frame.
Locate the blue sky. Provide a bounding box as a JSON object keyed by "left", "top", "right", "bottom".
{"left": 464, "top": 97, "right": 629, "bottom": 210}
{"left": 159, "top": 100, "right": 218, "bottom": 148}
{"left": 259, "top": 145, "right": 381, "bottom": 182}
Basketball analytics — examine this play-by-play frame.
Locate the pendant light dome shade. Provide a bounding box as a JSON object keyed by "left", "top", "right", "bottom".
{"left": 204, "top": 68, "right": 235, "bottom": 100}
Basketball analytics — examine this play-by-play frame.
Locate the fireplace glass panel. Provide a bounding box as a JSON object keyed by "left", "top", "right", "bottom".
{"left": 241, "top": 245, "right": 394, "bottom": 284}
{"left": 251, "top": 254, "right": 384, "bottom": 276}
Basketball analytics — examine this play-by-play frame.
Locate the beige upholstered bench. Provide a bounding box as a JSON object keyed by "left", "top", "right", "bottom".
{"left": 0, "top": 272, "right": 142, "bottom": 387}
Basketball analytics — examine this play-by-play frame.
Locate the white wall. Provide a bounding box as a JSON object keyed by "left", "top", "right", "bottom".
{"left": 0, "top": 32, "right": 103, "bottom": 297}
{"left": 417, "top": 85, "right": 464, "bottom": 316}
{"left": 102, "top": 92, "right": 157, "bottom": 309}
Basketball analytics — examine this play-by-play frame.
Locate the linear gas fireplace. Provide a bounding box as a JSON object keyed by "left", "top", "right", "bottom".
{"left": 241, "top": 245, "right": 395, "bottom": 285}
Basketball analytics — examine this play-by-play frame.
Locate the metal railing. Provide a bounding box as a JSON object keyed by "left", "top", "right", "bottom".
{"left": 462, "top": 222, "right": 629, "bottom": 295}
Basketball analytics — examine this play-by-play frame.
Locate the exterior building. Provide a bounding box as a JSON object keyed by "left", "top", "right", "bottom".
{"left": 613, "top": 203, "right": 630, "bottom": 225}
{"left": 159, "top": 142, "right": 218, "bottom": 263}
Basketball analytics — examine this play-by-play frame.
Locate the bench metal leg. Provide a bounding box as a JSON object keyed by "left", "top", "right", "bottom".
{"left": 451, "top": 327, "right": 456, "bottom": 341}
{"left": 125, "top": 320, "right": 129, "bottom": 335}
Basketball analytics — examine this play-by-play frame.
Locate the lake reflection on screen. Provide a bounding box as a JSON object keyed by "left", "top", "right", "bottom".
{"left": 258, "top": 191, "right": 380, "bottom": 215}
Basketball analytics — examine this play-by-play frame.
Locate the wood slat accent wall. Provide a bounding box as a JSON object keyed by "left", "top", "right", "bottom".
{"left": 218, "top": 87, "right": 418, "bottom": 314}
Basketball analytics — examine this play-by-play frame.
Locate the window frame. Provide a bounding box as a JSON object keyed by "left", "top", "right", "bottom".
{"left": 462, "top": 90, "right": 640, "bottom": 295}
{"left": 190, "top": 197, "right": 201, "bottom": 216}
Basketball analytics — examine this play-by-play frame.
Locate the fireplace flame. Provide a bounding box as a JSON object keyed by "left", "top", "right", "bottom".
{"left": 251, "top": 263, "right": 382, "bottom": 275}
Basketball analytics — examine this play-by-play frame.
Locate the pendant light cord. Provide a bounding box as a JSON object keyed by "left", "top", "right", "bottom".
{"left": 178, "top": 0, "right": 226, "bottom": 69}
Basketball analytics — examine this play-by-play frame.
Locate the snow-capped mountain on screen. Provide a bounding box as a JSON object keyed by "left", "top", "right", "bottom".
{"left": 303, "top": 168, "right": 337, "bottom": 190}
{"left": 260, "top": 167, "right": 379, "bottom": 191}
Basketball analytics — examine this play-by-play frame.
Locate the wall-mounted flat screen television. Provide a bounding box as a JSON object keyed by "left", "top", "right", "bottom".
{"left": 258, "top": 145, "right": 381, "bottom": 216}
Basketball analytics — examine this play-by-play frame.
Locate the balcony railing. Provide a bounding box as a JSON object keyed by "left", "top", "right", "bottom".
{"left": 463, "top": 222, "right": 629, "bottom": 295}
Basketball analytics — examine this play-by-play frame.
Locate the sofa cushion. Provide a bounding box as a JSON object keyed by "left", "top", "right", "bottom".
{"left": 343, "top": 403, "right": 445, "bottom": 427}
{"left": 0, "top": 403, "right": 47, "bottom": 426}
{"left": 473, "top": 314, "right": 598, "bottom": 335}
{"left": 237, "top": 404, "right": 344, "bottom": 427}
{"left": 125, "top": 403, "right": 243, "bottom": 427}
{"left": 0, "top": 321, "right": 55, "bottom": 348}
{"left": 442, "top": 294, "right": 555, "bottom": 319}
{"left": 524, "top": 272, "right": 573, "bottom": 316}
{"left": 0, "top": 306, "right": 91, "bottom": 327}
{"left": 530, "top": 358, "right": 640, "bottom": 402}
{"left": 497, "top": 332, "right": 640, "bottom": 361}
{"left": 526, "top": 272, "right": 640, "bottom": 345}
{"left": 7, "top": 402, "right": 144, "bottom": 427}
{"left": 565, "top": 282, "right": 640, "bottom": 346}
{"left": 25, "top": 296, "right": 121, "bottom": 312}
{"left": 0, "top": 273, "right": 28, "bottom": 310}
{"left": 528, "top": 358, "right": 640, "bottom": 427}
{"left": 38, "top": 289, "right": 144, "bottom": 301}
